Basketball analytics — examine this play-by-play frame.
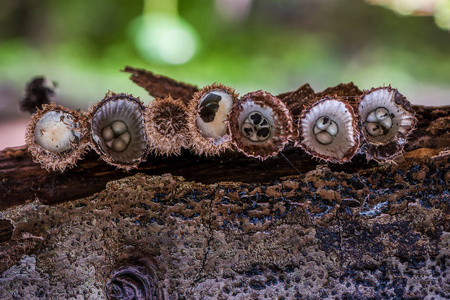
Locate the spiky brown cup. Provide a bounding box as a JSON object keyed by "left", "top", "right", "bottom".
{"left": 89, "top": 92, "right": 149, "bottom": 170}
{"left": 26, "top": 104, "right": 89, "bottom": 172}
{"left": 187, "top": 83, "right": 238, "bottom": 156}
{"left": 297, "top": 97, "right": 360, "bottom": 163}
{"left": 145, "top": 96, "right": 189, "bottom": 156}
{"left": 228, "top": 90, "right": 293, "bottom": 159}
{"left": 358, "top": 86, "right": 417, "bottom": 161}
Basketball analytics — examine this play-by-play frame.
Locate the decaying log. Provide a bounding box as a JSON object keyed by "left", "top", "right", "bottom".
{"left": 0, "top": 71, "right": 449, "bottom": 299}
{"left": 0, "top": 105, "right": 448, "bottom": 211}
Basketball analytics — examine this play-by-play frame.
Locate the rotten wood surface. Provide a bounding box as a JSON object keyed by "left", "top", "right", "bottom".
{"left": 0, "top": 145, "right": 448, "bottom": 298}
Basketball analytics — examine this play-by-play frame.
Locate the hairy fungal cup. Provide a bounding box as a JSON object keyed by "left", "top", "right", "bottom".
{"left": 228, "top": 90, "right": 293, "bottom": 159}
{"left": 187, "top": 83, "right": 238, "bottom": 155}
{"left": 145, "top": 96, "right": 189, "bottom": 156}
{"left": 358, "top": 86, "right": 417, "bottom": 160}
{"left": 89, "top": 92, "right": 149, "bottom": 170}
{"left": 297, "top": 97, "right": 359, "bottom": 163}
{"left": 26, "top": 104, "right": 88, "bottom": 171}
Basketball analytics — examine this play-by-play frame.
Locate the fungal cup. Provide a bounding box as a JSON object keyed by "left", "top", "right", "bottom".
{"left": 89, "top": 93, "right": 148, "bottom": 170}
{"left": 187, "top": 84, "right": 238, "bottom": 155}
{"left": 26, "top": 104, "right": 88, "bottom": 171}
{"left": 145, "top": 95, "right": 189, "bottom": 156}
{"left": 358, "top": 87, "right": 417, "bottom": 160}
{"left": 228, "top": 90, "right": 293, "bottom": 159}
{"left": 298, "top": 97, "right": 359, "bottom": 163}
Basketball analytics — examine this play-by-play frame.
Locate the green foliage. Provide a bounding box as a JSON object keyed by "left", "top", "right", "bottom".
{"left": 0, "top": 0, "right": 449, "bottom": 107}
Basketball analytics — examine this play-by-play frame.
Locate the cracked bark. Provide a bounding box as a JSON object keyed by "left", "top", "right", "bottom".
{"left": 0, "top": 71, "right": 449, "bottom": 299}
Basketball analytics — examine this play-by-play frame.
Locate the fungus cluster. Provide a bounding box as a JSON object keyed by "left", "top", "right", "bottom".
{"left": 285, "top": 85, "right": 416, "bottom": 163}
{"left": 25, "top": 72, "right": 417, "bottom": 172}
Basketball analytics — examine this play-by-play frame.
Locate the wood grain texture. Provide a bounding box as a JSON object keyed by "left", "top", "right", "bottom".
{"left": 123, "top": 66, "right": 199, "bottom": 103}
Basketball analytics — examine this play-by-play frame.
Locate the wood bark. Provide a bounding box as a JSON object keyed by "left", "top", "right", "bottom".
{"left": 0, "top": 71, "right": 448, "bottom": 299}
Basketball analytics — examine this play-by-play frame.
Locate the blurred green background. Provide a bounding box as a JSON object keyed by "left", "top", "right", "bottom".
{"left": 0, "top": 0, "right": 449, "bottom": 148}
